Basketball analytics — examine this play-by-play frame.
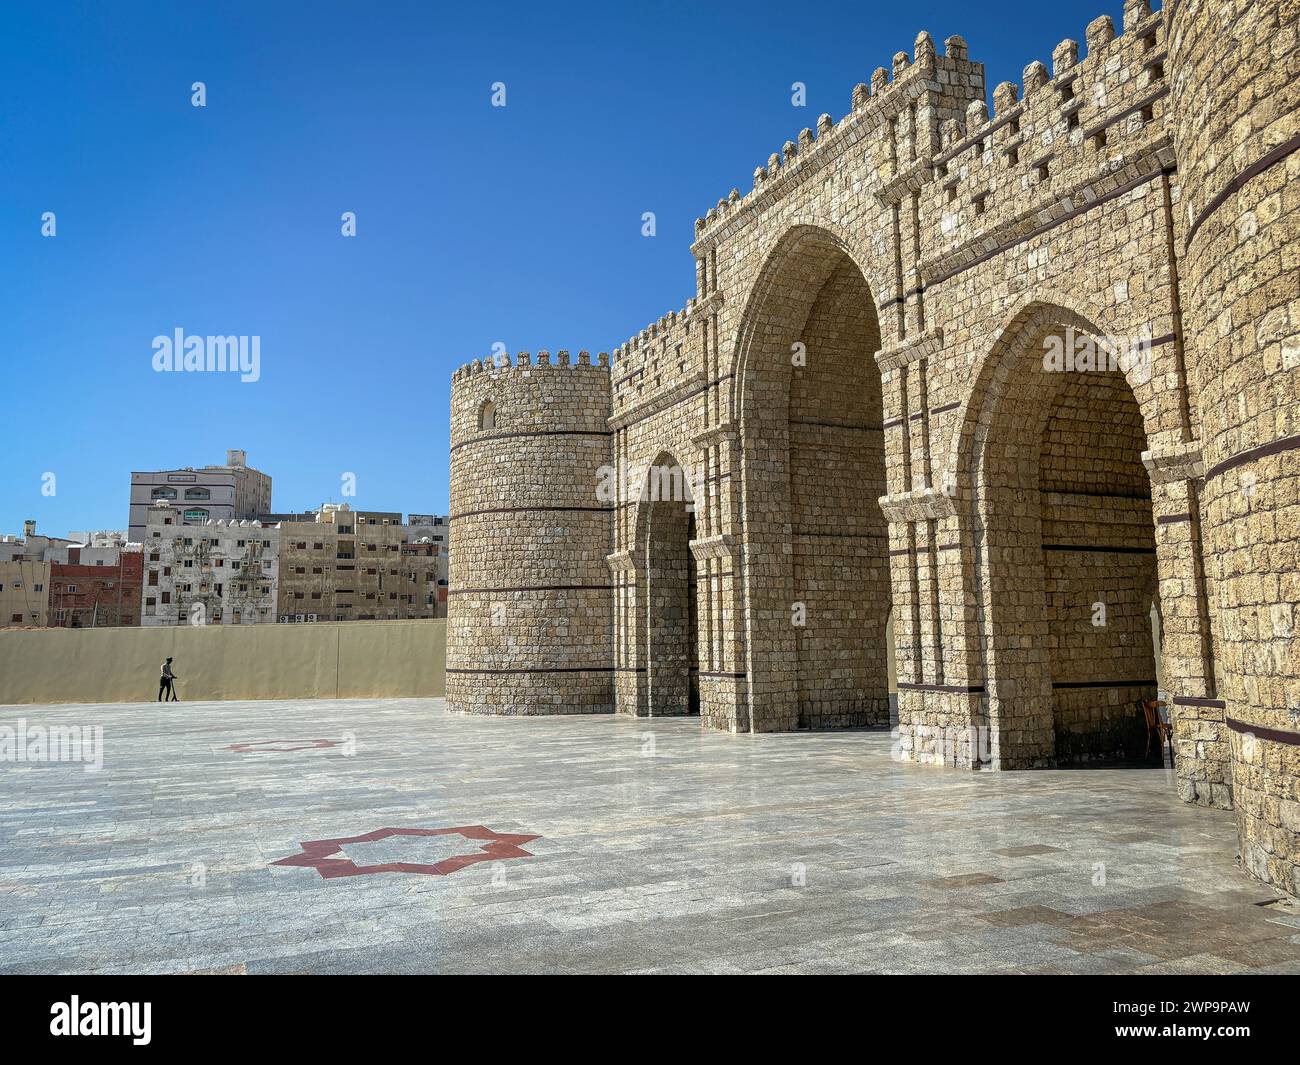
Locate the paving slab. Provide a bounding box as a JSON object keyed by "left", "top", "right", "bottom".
{"left": 0, "top": 696, "right": 1295, "bottom": 975}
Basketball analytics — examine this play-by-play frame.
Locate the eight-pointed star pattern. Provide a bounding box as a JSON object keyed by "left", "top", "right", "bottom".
{"left": 271, "top": 826, "right": 542, "bottom": 878}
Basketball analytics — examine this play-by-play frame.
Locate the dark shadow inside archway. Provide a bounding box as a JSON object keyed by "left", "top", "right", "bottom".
{"left": 643, "top": 463, "right": 699, "bottom": 716}
{"left": 977, "top": 318, "right": 1160, "bottom": 766}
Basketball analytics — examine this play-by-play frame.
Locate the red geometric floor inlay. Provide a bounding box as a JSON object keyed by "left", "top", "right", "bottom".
{"left": 221, "top": 739, "right": 340, "bottom": 753}
{"left": 271, "top": 825, "right": 542, "bottom": 879}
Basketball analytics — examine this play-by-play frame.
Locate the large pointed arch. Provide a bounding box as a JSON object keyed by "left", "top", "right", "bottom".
{"left": 952, "top": 301, "right": 1164, "bottom": 767}
{"left": 628, "top": 448, "right": 701, "bottom": 716}
{"left": 731, "top": 224, "right": 893, "bottom": 732}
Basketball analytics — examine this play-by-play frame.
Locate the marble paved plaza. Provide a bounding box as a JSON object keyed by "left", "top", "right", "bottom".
{"left": 1, "top": 696, "right": 1298, "bottom": 975}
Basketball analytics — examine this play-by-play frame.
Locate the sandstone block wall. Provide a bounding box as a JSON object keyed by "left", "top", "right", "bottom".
{"left": 446, "top": 352, "right": 615, "bottom": 715}
{"left": 446, "top": 0, "right": 1300, "bottom": 897}
{"left": 1166, "top": 0, "right": 1300, "bottom": 895}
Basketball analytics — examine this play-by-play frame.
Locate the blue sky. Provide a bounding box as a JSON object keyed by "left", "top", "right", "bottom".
{"left": 1, "top": 0, "right": 1132, "bottom": 538}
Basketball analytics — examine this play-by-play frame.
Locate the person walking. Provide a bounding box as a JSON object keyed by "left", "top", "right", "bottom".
{"left": 159, "top": 657, "right": 179, "bottom": 702}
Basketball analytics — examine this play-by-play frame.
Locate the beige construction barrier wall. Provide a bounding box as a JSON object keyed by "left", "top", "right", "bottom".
{"left": 0, "top": 620, "right": 445, "bottom": 705}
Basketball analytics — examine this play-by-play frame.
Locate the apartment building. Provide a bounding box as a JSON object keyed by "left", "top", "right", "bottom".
{"left": 128, "top": 449, "right": 271, "bottom": 543}
{"left": 0, "top": 559, "right": 51, "bottom": 627}
{"left": 275, "top": 504, "right": 445, "bottom": 622}
{"left": 141, "top": 502, "right": 279, "bottom": 626}
{"left": 0, "top": 520, "right": 78, "bottom": 564}
{"left": 49, "top": 547, "right": 144, "bottom": 628}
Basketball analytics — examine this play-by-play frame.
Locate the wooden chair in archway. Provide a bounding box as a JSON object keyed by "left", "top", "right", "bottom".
{"left": 1138, "top": 699, "right": 1173, "bottom": 759}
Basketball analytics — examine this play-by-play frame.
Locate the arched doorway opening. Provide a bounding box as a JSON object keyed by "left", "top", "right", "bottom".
{"left": 971, "top": 310, "right": 1160, "bottom": 766}
{"left": 736, "top": 227, "right": 891, "bottom": 731}
{"left": 641, "top": 456, "right": 699, "bottom": 715}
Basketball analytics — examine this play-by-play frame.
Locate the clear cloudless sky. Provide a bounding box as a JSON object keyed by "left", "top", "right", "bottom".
{"left": 1, "top": 0, "right": 1133, "bottom": 537}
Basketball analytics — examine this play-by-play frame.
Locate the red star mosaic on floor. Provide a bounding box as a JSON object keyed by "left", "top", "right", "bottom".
{"left": 221, "top": 739, "right": 340, "bottom": 753}
{"left": 271, "top": 826, "right": 542, "bottom": 878}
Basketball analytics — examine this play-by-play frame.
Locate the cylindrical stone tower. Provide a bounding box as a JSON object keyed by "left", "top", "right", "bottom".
{"left": 446, "top": 349, "right": 615, "bottom": 714}
{"left": 1166, "top": 0, "right": 1300, "bottom": 896}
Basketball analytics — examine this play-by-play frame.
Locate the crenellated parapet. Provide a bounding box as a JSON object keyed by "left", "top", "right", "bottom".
{"left": 452, "top": 347, "right": 609, "bottom": 382}
{"left": 691, "top": 31, "right": 984, "bottom": 251}
{"left": 920, "top": 1, "right": 1168, "bottom": 276}
{"left": 608, "top": 297, "right": 720, "bottom": 422}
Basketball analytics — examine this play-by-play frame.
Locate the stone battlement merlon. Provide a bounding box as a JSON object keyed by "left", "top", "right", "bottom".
{"left": 451, "top": 349, "right": 610, "bottom": 382}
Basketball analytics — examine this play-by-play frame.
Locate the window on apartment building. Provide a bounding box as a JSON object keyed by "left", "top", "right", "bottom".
{"left": 295, "top": 566, "right": 305, "bottom": 574}
{"left": 237, "top": 540, "right": 245, "bottom": 548}
{"left": 151, "top": 487, "right": 177, "bottom": 500}
{"left": 65, "top": 584, "right": 76, "bottom": 593}
{"left": 148, "top": 572, "right": 158, "bottom": 586}
{"left": 11, "top": 614, "right": 22, "bottom": 624}
{"left": 184, "top": 488, "right": 210, "bottom": 500}
{"left": 338, "top": 525, "right": 353, "bottom": 534}
{"left": 161, "top": 592, "right": 170, "bottom": 604}
{"left": 294, "top": 592, "right": 304, "bottom": 599}
{"left": 184, "top": 560, "right": 193, "bottom": 568}
{"left": 149, "top": 552, "right": 160, "bottom": 561}
{"left": 312, "top": 567, "right": 322, "bottom": 574}
{"left": 311, "top": 592, "right": 321, "bottom": 600}
{"left": 215, "top": 559, "right": 224, "bottom": 567}
{"left": 34, "top": 583, "right": 43, "bottom": 592}
{"left": 313, "top": 542, "right": 323, "bottom": 550}
{"left": 164, "top": 567, "right": 171, "bottom": 576}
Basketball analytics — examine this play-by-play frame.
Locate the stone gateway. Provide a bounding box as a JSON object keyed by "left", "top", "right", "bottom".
{"left": 447, "top": 0, "right": 1300, "bottom": 899}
